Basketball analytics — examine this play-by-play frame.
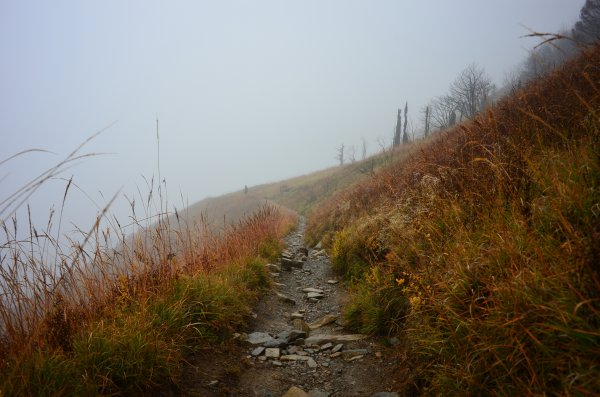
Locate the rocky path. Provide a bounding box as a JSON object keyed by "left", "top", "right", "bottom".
{"left": 227, "top": 218, "right": 403, "bottom": 397}
{"left": 230, "top": 220, "right": 404, "bottom": 397}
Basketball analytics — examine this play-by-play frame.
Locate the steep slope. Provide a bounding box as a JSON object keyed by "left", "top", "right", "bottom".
{"left": 305, "top": 45, "right": 600, "bottom": 395}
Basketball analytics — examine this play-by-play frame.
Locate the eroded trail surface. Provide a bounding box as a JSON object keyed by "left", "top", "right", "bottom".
{"left": 229, "top": 219, "right": 403, "bottom": 397}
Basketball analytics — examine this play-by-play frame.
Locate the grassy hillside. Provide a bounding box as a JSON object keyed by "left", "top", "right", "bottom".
{"left": 248, "top": 145, "right": 424, "bottom": 214}
{"left": 305, "top": 45, "right": 600, "bottom": 395}
{"left": 1, "top": 188, "right": 296, "bottom": 395}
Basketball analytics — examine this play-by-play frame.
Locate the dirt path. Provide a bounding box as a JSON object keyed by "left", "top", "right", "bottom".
{"left": 183, "top": 219, "right": 404, "bottom": 396}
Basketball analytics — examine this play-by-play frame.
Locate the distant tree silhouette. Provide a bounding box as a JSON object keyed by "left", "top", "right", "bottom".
{"left": 393, "top": 108, "right": 402, "bottom": 147}
{"left": 402, "top": 102, "right": 409, "bottom": 144}
{"left": 449, "top": 63, "right": 494, "bottom": 119}
{"left": 336, "top": 144, "right": 345, "bottom": 165}
{"left": 573, "top": 0, "right": 600, "bottom": 44}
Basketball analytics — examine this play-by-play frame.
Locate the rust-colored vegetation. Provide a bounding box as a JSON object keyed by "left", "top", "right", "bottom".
{"left": 0, "top": 170, "right": 296, "bottom": 394}
{"left": 306, "top": 44, "right": 600, "bottom": 395}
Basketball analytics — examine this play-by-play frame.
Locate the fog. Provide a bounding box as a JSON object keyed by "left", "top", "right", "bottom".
{"left": 0, "top": 0, "right": 584, "bottom": 231}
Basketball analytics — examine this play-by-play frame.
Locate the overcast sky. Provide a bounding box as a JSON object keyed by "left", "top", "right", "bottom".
{"left": 0, "top": 0, "right": 585, "bottom": 231}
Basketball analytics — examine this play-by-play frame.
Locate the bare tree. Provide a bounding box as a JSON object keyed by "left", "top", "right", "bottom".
{"left": 449, "top": 63, "right": 494, "bottom": 119}
{"left": 336, "top": 144, "right": 345, "bottom": 166}
{"left": 349, "top": 146, "right": 356, "bottom": 163}
{"left": 361, "top": 137, "right": 368, "bottom": 160}
{"left": 402, "top": 102, "right": 409, "bottom": 144}
{"left": 393, "top": 108, "right": 402, "bottom": 147}
{"left": 421, "top": 105, "right": 431, "bottom": 137}
{"left": 429, "top": 95, "right": 457, "bottom": 130}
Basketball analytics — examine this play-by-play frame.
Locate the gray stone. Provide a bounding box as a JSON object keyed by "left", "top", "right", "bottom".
{"left": 331, "top": 343, "right": 343, "bottom": 353}
{"left": 281, "top": 258, "right": 304, "bottom": 270}
{"left": 289, "top": 329, "right": 307, "bottom": 341}
{"left": 314, "top": 241, "right": 323, "bottom": 249}
{"left": 320, "top": 342, "right": 334, "bottom": 351}
{"left": 370, "top": 393, "right": 399, "bottom": 397}
{"left": 271, "top": 360, "right": 283, "bottom": 367}
{"left": 308, "top": 298, "right": 319, "bottom": 303}
{"left": 302, "top": 287, "right": 324, "bottom": 294}
{"left": 304, "top": 334, "right": 367, "bottom": 345}
{"left": 276, "top": 292, "right": 296, "bottom": 305}
{"left": 307, "top": 357, "right": 318, "bottom": 368}
{"left": 281, "top": 354, "right": 311, "bottom": 361}
{"left": 251, "top": 346, "right": 265, "bottom": 356}
{"left": 306, "top": 292, "right": 325, "bottom": 299}
{"left": 265, "top": 348, "right": 280, "bottom": 358}
{"left": 263, "top": 338, "right": 287, "bottom": 348}
{"left": 246, "top": 332, "right": 275, "bottom": 345}
{"left": 389, "top": 337, "right": 401, "bottom": 346}
{"left": 327, "top": 279, "right": 339, "bottom": 284}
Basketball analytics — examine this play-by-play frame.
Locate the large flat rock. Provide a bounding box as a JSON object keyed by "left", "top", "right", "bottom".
{"left": 304, "top": 334, "right": 367, "bottom": 345}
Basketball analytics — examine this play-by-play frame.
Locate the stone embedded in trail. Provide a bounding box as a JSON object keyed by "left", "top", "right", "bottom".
{"left": 281, "top": 257, "right": 304, "bottom": 270}
{"left": 306, "top": 292, "right": 325, "bottom": 299}
{"left": 290, "top": 311, "right": 305, "bottom": 319}
{"left": 292, "top": 319, "right": 311, "bottom": 334}
{"left": 319, "top": 342, "right": 333, "bottom": 351}
{"left": 307, "top": 357, "right": 318, "bottom": 368}
{"left": 283, "top": 386, "right": 310, "bottom": 397}
{"left": 265, "top": 348, "right": 280, "bottom": 358}
{"left": 327, "top": 279, "right": 339, "bottom": 285}
{"left": 251, "top": 346, "right": 265, "bottom": 356}
{"left": 246, "top": 332, "right": 275, "bottom": 345}
{"left": 314, "top": 241, "right": 323, "bottom": 249}
{"left": 308, "top": 314, "right": 338, "bottom": 330}
{"left": 281, "top": 354, "right": 311, "bottom": 361}
{"left": 342, "top": 348, "right": 371, "bottom": 357}
{"left": 276, "top": 291, "right": 296, "bottom": 305}
{"left": 263, "top": 339, "right": 287, "bottom": 348}
{"left": 302, "top": 287, "right": 324, "bottom": 294}
{"left": 331, "top": 343, "right": 343, "bottom": 353}
{"left": 304, "top": 334, "right": 367, "bottom": 345}
{"left": 346, "top": 355, "right": 364, "bottom": 362}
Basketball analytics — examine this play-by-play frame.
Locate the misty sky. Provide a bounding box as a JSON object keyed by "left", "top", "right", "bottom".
{"left": 0, "top": 0, "right": 584, "bottom": 231}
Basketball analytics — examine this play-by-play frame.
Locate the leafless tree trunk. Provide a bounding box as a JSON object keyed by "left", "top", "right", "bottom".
{"left": 361, "top": 137, "right": 367, "bottom": 160}
{"left": 336, "top": 144, "right": 345, "bottom": 166}
{"left": 402, "top": 102, "right": 409, "bottom": 144}
{"left": 393, "top": 108, "right": 402, "bottom": 147}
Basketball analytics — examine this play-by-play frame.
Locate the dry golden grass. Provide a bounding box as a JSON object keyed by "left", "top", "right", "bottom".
{"left": 307, "top": 44, "right": 600, "bottom": 395}
{"left": 0, "top": 150, "right": 296, "bottom": 394}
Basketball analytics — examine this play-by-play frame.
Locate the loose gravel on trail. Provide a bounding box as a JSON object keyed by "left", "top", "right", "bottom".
{"left": 229, "top": 218, "right": 404, "bottom": 397}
